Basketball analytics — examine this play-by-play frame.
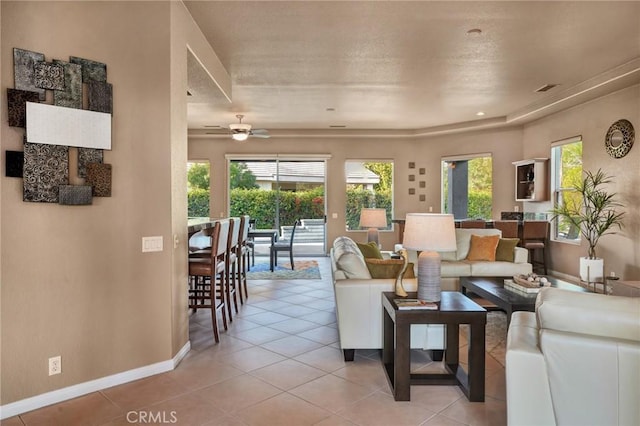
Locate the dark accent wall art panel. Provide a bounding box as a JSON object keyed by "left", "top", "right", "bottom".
{"left": 53, "top": 60, "right": 82, "bottom": 109}
{"left": 78, "top": 148, "right": 103, "bottom": 178}
{"left": 69, "top": 56, "right": 107, "bottom": 82}
{"left": 86, "top": 163, "right": 112, "bottom": 197}
{"left": 7, "top": 89, "right": 39, "bottom": 127}
{"left": 87, "top": 82, "right": 113, "bottom": 113}
{"left": 5, "top": 151, "right": 24, "bottom": 177}
{"left": 23, "top": 142, "right": 69, "bottom": 203}
{"left": 34, "top": 62, "right": 65, "bottom": 90}
{"left": 13, "top": 48, "right": 45, "bottom": 100}
{"left": 59, "top": 185, "right": 93, "bottom": 205}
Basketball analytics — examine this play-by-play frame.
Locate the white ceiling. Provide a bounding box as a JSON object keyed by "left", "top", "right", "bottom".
{"left": 184, "top": 1, "right": 640, "bottom": 136}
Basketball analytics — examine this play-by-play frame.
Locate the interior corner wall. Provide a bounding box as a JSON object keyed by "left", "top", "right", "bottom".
{"left": 522, "top": 84, "right": 640, "bottom": 280}
{"left": 1, "top": 1, "right": 175, "bottom": 405}
{"left": 188, "top": 125, "right": 524, "bottom": 251}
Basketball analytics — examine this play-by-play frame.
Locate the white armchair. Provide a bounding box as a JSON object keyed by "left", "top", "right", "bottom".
{"left": 506, "top": 287, "right": 640, "bottom": 426}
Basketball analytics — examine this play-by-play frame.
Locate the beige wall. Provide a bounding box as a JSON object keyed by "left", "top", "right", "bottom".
{"left": 0, "top": 1, "right": 192, "bottom": 405}
{"left": 522, "top": 84, "right": 640, "bottom": 279}
{"left": 189, "top": 126, "right": 525, "bottom": 251}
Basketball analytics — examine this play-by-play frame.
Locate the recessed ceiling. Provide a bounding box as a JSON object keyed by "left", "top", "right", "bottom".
{"left": 184, "top": 1, "right": 640, "bottom": 135}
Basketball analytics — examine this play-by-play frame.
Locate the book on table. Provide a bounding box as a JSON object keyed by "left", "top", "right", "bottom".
{"left": 504, "top": 278, "right": 548, "bottom": 294}
{"left": 395, "top": 299, "right": 438, "bottom": 310}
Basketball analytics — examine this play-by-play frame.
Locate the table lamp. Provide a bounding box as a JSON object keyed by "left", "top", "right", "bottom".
{"left": 359, "top": 208, "right": 387, "bottom": 246}
{"left": 402, "top": 213, "right": 457, "bottom": 302}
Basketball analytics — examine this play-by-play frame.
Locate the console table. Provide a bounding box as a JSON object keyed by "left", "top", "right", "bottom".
{"left": 382, "top": 291, "right": 487, "bottom": 402}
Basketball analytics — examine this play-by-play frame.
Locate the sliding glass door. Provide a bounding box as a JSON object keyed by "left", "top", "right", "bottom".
{"left": 227, "top": 156, "right": 327, "bottom": 256}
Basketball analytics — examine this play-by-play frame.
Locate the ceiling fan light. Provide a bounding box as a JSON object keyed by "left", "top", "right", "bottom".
{"left": 232, "top": 132, "right": 249, "bottom": 142}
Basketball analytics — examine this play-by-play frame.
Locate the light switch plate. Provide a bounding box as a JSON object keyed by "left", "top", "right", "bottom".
{"left": 142, "top": 236, "right": 163, "bottom": 252}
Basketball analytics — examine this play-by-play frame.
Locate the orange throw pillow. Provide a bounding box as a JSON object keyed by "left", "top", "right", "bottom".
{"left": 466, "top": 234, "right": 500, "bottom": 261}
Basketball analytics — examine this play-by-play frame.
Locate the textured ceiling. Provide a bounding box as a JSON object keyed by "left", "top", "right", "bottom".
{"left": 184, "top": 1, "right": 640, "bottom": 135}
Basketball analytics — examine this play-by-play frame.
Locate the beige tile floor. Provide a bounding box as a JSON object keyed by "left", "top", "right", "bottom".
{"left": 5, "top": 257, "right": 506, "bottom": 426}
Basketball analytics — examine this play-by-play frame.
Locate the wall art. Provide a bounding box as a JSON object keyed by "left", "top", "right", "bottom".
{"left": 78, "top": 148, "right": 103, "bottom": 178}
{"left": 7, "top": 88, "right": 39, "bottom": 127}
{"left": 419, "top": 168, "right": 425, "bottom": 175}
{"left": 408, "top": 162, "right": 415, "bottom": 169}
{"left": 605, "top": 119, "right": 634, "bottom": 159}
{"left": 408, "top": 188, "right": 415, "bottom": 195}
{"left": 408, "top": 174, "right": 415, "bottom": 182}
{"left": 87, "top": 81, "right": 113, "bottom": 113}
{"left": 419, "top": 181, "right": 426, "bottom": 188}
{"left": 59, "top": 185, "right": 93, "bottom": 205}
{"left": 34, "top": 62, "right": 65, "bottom": 90}
{"left": 70, "top": 56, "right": 107, "bottom": 82}
{"left": 23, "top": 142, "right": 69, "bottom": 203}
{"left": 13, "top": 48, "right": 45, "bottom": 100}
{"left": 5, "top": 150, "right": 24, "bottom": 177}
{"left": 26, "top": 102, "right": 112, "bottom": 149}
{"left": 419, "top": 194, "right": 426, "bottom": 202}
{"left": 86, "top": 163, "right": 112, "bottom": 197}
{"left": 53, "top": 60, "right": 82, "bottom": 109}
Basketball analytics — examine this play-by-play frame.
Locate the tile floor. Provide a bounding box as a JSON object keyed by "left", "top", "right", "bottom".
{"left": 5, "top": 257, "right": 506, "bottom": 426}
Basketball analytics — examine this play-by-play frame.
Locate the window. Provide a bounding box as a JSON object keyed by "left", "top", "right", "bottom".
{"left": 441, "top": 154, "right": 492, "bottom": 219}
{"left": 345, "top": 161, "right": 393, "bottom": 231}
{"left": 551, "top": 137, "right": 583, "bottom": 243}
{"left": 187, "top": 161, "right": 210, "bottom": 217}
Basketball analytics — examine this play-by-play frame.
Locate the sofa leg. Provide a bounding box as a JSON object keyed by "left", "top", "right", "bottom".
{"left": 343, "top": 349, "right": 355, "bottom": 361}
{"left": 429, "top": 349, "right": 444, "bottom": 362}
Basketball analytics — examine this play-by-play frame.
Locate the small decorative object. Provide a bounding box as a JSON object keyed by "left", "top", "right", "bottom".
{"left": 23, "top": 142, "right": 69, "bottom": 203}
{"left": 87, "top": 81, "right": 113, "bottom": 113}
{"left": 78, "top": 148, "right": 103, "bottom": 178}
{"left": 394, "top": 248, "right": 409, "bottom": 297}
{"left": 550, "top": 169, "right": 624, "bottom": 283}
{"left": 604, "top": 119, "right": 634, "bottom": 159}
{"left": 7, "top": 88, "right": 39, "bottom": 127}
{"left": 408, "top": 188, "right": 415, "bottom": 195}
{"left": 359, "top": 208, "right": 387, "bottom": 246}
{"left": 5, "top": 150, "right": 24, "bottom": 177}
{"left": 402, "top": 213, "right": 457, "bottom": 302}
{"left": 53, "top": 60, "right": 82, "bottom": 109}
{"left": 13, "top": 48, "right": 45, "bottom": 100}
{"left": 419, "top": 181, "right": 425, "bottom": 188}
{"left": 86, "top": 163, "right": 112, "bottom": 197}
{"left": 58, "top": 185, "right": 93, "bottom": 205}
{"left": 408, "top": 174, "right": 415, "bottom": 182}
{"left": 419, "top": 168, "right": 425, "bottom": 175}
{"left": 408, "top": 162, "right": 415, "bottom": 169}
{"left": 70, "top": 56, "right": 107, "bottom": 82}
{"left": 33, "top": 62, "right": 65, "bottom": 90}
{"left": 419, "top": 194, "right": 426, "bottom": 202}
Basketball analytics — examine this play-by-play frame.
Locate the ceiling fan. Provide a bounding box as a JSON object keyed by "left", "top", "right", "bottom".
{"left": 223, "top": 114, "right": 270, "bottom": 142}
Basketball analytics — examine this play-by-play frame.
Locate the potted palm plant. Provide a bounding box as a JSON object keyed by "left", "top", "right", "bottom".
{"left": 550, "top": 169, "right": 625, "bottom": 282}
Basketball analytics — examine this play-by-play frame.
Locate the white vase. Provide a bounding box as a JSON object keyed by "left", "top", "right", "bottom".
{"left": 580, "top": 257, "right": 604, "bottom": 282}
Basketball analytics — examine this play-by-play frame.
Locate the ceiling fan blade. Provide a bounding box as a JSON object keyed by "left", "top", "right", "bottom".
{"left": 250, "top": 129, "right": 270, "bottom": 138}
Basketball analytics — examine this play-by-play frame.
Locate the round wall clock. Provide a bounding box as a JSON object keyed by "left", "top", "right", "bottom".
{"left": 604, "top": 119, "right": 634, "bottom": 159}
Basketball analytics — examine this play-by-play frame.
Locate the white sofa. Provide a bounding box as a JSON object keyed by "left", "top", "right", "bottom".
{"left": 506, "top": 288, "right": 640, "bottom": 426}
{"left": 330, "top": 231, "right": 531, "bottom": 361}
{"left": 404, "top": 228, "right": 532, "bottom": 291}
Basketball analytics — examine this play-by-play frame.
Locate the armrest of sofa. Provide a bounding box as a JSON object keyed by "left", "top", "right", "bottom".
{"left": 506, "top": 311, "right": 556, "bottom": 426}
{"left": 513, "top": 246, "right": 528, "bottom": 263}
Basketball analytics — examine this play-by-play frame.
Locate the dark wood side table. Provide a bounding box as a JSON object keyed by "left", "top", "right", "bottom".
{"left": 382, "top": 291, "right": 487, "bottom": 402}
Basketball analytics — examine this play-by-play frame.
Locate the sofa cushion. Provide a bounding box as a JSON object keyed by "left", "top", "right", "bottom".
{"left": 441, "top": 261, "right": 472, "bottom": 277}
{"left": 448, "top": 228, "right": 502, "bottom": 260}
{"left": 333, "top": 236, "right": 371, "bottom": 279}
{"left": 357, "top": 242, "right": 384, "bottom": 259}
{"left": 365, "top": 258, "right": 416, "bottom": 279}
{"left": 496, "top": 238, "right": 520, "bottom": 262}
{"left": 469, "top": 260, "right": 532, "bottom": 276}
{"left": 466, "top": 234, "right": 500, "bottom": 261}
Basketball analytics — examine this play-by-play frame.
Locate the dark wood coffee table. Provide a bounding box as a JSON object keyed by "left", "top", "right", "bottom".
{"left": 382, "top": 291, "right": 487, "bottom": 402}
{"left": 460, "top": 276, "right": 587, "bottom": 326}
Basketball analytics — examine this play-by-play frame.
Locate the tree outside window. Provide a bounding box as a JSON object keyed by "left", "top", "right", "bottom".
{"left": 552, "top": 139, "right": 583, "bottom": 242}
{"left": 345, "top": 161, "right": 393, "bottom": 231}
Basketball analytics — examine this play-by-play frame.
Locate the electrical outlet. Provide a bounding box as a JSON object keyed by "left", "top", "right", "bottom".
{"left": 49, "top": 356, "right": 61, "bottom": 376}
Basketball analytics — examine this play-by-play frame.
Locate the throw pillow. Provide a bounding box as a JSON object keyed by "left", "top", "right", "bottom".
{"left": 495, "top": 238, "right": 520, "bottom": 262}
{"left": 365, "top": 258, "right": 414, "bottom": 279}
{"left": 356, "top": 242, "right": 384, "bottom": 259}
{"left": 466, "top": 234, "right": 500, "bottom": 261}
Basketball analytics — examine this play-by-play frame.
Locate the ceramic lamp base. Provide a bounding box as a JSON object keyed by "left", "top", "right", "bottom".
{"left": 417, "top": 250, "right": 442, "bottom": 302}
{"left": 366, "top": 228, "right": 379, "bottom": 246}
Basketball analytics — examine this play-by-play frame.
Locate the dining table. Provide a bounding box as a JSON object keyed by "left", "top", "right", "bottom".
{"left": 248, "top": 229, "right": 278, "bottom": 272}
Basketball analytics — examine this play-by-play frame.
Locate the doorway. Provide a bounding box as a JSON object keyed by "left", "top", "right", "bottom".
{"left": 227, "top": 156, "right": 328, "bottom": 256}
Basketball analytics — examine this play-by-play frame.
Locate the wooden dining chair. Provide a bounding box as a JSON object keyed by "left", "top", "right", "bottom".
{"left": 188, "top": 220, "right": 229, "bottom": 343}
{"left": 522, "top": 220, "right": 549, "bottom": 274}
{"left": 493, "top": 220, "right": 519, "bottom": 239}
{"left": 272, "top": 219, "right": 300, "bottom": 270}
{"left": 238, "top": 215, "right": 251, "bottom": 303}
{"left": 460, "top": 219, "right": 487, "bottom": 229}
{"left": 224, "top": 218, "right": 241, "bottom": 321}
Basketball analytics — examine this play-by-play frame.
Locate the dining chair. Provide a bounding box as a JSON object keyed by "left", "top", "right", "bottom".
{"left": 522, "top": 220, "right": 549, "bottom": 274}
{"left": 247, "top": 218, "right": 257, "bottom": 268}
{"left": 272, "top": 219, "right": 300, "bottom": 270}
{"left": 237, "top": 215, "right": 250, "bottom": 303}
{"left": 460, "top": 219, "right": 487, "bottom": 229}
{"left": 225, "top": 218, "right": 241, "bottom": 320}
{"left": 493, "top": 220, "right": 519, "bottom": 239}
{"left": 188, "top": 220, "right": 229, "bottom": 343}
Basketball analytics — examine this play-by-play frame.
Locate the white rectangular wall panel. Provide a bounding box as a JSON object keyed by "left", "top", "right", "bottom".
{"left": 26, "top": 102, "right": 111, "bottom": 150}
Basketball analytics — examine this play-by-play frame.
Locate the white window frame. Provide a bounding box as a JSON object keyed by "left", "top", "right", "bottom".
{"left": 550, "top": 136, "right": 582, "bottom": 244}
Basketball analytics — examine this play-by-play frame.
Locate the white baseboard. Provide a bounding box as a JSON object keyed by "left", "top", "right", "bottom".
{"left": 0, "top": 341, "right": 191, "bottom": 420}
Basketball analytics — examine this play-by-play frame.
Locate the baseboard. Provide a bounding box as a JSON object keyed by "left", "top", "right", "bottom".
{"left": 0, "top": 341, "right": 191, "bottom": 420}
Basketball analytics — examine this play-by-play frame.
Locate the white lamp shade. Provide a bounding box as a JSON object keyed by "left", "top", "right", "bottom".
{"left": 359, "top": 208, "right": 388, "bottom": 229}
{"left": 402, "top": 213, "right": 456, "bottom": 252}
